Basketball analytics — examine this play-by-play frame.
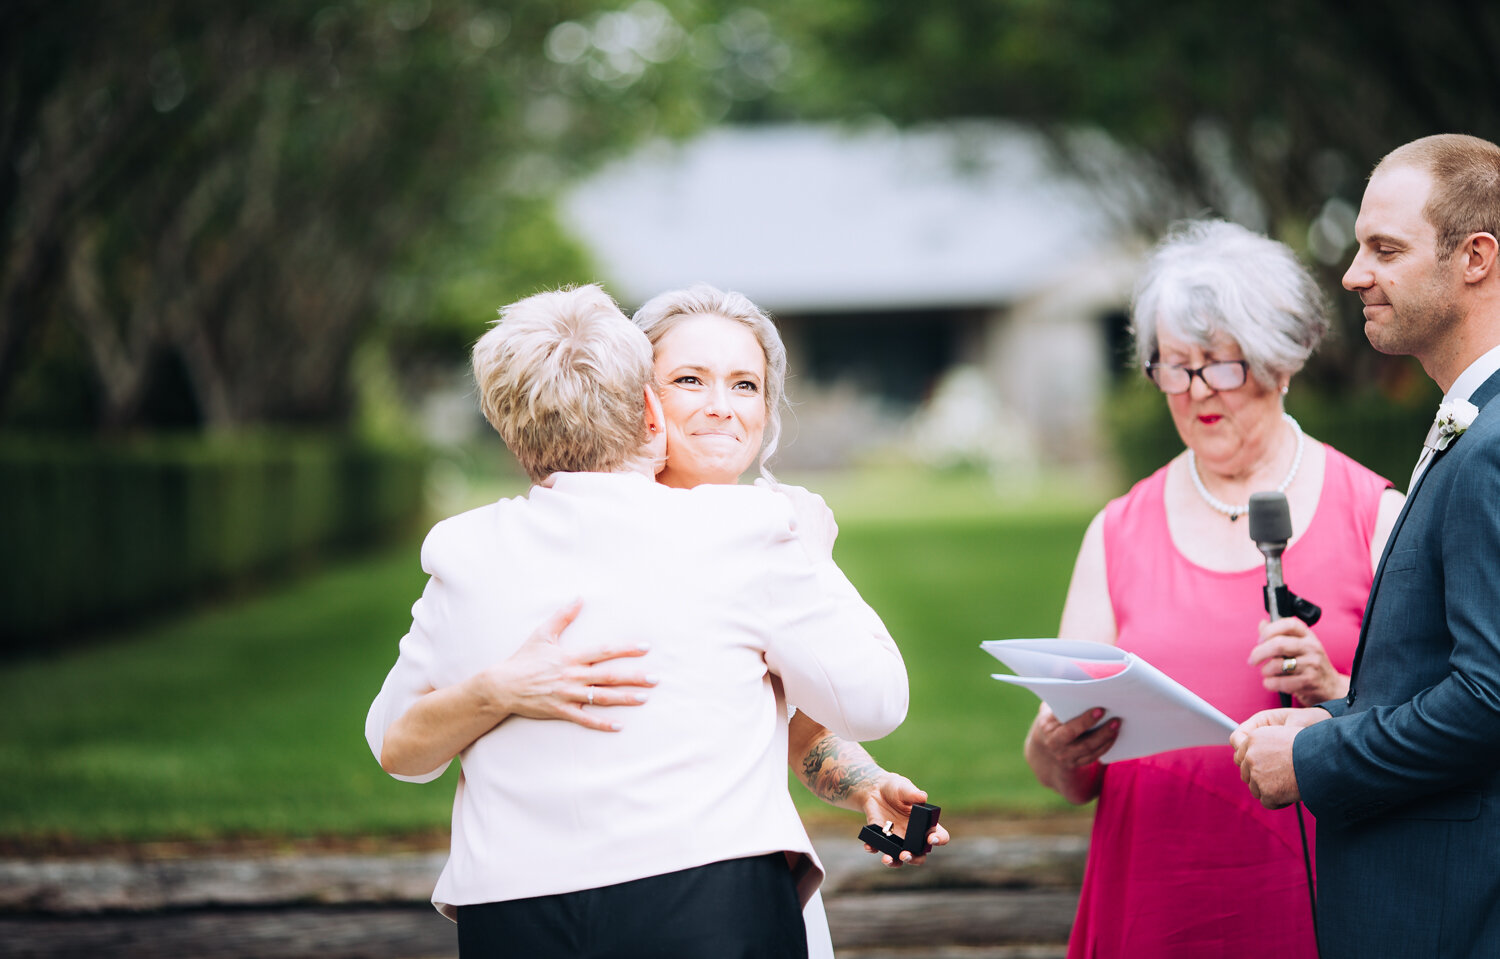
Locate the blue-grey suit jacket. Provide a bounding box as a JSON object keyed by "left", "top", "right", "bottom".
{"left": 1294, "top": 368, "right": 1500, "bottom": 958}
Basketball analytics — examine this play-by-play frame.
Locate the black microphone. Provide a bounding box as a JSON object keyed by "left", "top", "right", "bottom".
{"left": 1248, "top": 492, "right": 1293, "bottom": 622}
{"left": 1248, "top": 491, "right": 1322, "bottom": 629}
{"left": 1249, "top": 492, "right": 1294, "bottom": 708}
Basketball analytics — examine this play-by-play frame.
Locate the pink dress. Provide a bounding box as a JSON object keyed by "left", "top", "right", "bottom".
{"left": 1067, "top": 446, "right": 1390, "bottom": 958}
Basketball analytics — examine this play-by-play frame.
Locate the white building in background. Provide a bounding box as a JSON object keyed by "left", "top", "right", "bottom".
{"left": 561, "top": 121, "right": 1147, "bottom": 472}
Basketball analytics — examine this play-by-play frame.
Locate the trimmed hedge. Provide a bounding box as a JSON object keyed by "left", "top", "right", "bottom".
{"left": 0, "top": 433, "right": 428, "bottom": 650}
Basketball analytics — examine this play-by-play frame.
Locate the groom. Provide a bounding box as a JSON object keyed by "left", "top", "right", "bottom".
{"left": 1233, "top": 133, "right": 1500, "bottom": 957}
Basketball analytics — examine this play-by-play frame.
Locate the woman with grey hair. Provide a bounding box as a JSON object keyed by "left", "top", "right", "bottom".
{"left": 366, "top": 284, "right": 909, "bottom": 958}
{"left": 1022, "top": 221, "right": 1403, "bottom": 958}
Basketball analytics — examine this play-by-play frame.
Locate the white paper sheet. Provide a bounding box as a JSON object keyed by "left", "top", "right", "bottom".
{"left": 982, "top": 638, "right": 1237, "bottom": 762}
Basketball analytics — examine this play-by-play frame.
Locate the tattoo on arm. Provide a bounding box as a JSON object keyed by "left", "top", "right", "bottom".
{"left": 799, "top": 730, "right": 880, "bottom": 804}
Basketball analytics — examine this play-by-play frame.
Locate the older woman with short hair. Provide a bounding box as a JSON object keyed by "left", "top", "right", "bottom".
{"left": 1024, "top": 221, "right": 1404, "bottom": 958}
{"left": 366, "top": 284, "right": 908, "bottom": 959}
{"left": 471, "top": 285, "right": 658, "bottom": 479}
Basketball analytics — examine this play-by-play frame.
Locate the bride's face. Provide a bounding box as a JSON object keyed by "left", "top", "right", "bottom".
{"left": 652, "top": 314, "right": 767, "bottom": 488}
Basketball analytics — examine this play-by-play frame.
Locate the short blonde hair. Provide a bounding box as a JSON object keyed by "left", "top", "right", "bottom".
{"left": 1378, "top": 134, "right": 1500, "bottom": 261}
{"left": 472, "top": 285, "right": 653, "bottom": 482}
{"left": 632, "top": 284, "right": 788, "bottom": 480}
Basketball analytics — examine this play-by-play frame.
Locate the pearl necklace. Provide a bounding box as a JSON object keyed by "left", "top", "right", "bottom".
{"left": 1187, "top": 413, "right": 1304, "bottom": 522}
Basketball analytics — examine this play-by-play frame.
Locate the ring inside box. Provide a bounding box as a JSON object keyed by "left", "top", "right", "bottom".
{"left": 857, "top": 802, "right": 941, "bottom": 858}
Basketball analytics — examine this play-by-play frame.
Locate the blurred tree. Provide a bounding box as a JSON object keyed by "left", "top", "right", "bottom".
{"left": 764, "top": 0, "right": 1499, "bottom": 230}
{"left": 743, "top": 0, "right": 1499, "bottom": 392}
{"left": 0, "top": 0, "right": 750, "bottom": 432}
{"left": 11, "top": 0, "right": 1485, "bottom": 433}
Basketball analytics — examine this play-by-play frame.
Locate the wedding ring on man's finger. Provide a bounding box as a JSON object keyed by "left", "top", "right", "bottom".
{"left": 1281, "top": 657, "right": 1298, "bottom": 676}
{"left": 586, "top": 687, "right": 595, "bottom": 705}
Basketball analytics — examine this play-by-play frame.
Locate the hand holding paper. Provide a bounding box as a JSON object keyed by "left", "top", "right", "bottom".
{"left": 985, "top": 639, "right": 1236, "bottom": 762}
{"left": 1025, "top": 701, "right": 1118, "bottom": 804}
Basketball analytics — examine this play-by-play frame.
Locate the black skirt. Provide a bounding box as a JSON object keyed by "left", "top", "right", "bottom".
{"left": 456, "top": 853, "right": 809, "bottom": 959}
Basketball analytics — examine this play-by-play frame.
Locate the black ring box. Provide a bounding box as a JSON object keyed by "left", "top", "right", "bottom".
{"left": 857, "top": 802, "right": 941, "bottom": 858}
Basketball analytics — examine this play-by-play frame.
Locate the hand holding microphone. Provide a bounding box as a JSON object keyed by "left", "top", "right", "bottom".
{"left": 1247, "top": 492, "right": 1321, "bottom": 629}
{"left": 1247, "top": 493, "right": 1345, "bottom": 706}
{"left": 1249, "top": 618, "right": 1349, "bottom": 706}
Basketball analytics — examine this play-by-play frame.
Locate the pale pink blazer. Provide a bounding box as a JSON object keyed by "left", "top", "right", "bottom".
{"left": 365, "top": 471, "right": 907, "bottom": 919}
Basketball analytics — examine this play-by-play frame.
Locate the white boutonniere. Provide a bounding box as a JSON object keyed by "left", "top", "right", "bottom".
{"left": 1428, "top": 398, "right": 1480, "bottom": 451}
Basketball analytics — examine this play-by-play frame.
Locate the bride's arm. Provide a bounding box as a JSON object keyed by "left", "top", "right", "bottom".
{"left": 376, "top": 600, "right": 656, "bottom": 777}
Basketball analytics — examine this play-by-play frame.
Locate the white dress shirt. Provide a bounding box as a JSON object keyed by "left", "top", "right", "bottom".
{"left": 1410, "top": 341, "right": 1500, "bottom": 489}
{"left": 366, "top": 471, "right": 908, "bottom": 919}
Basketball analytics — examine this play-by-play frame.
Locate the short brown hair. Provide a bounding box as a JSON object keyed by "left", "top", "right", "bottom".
{"left": 472, "top": 285, "right": 653, "bottom": 482}
{"left": 1379, "top": 134, "right": 1500, "bottom": 260}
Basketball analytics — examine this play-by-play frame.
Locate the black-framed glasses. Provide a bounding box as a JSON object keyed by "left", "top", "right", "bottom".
{"left": 1144, "top": 360, "right": 1249, "bottom": 395}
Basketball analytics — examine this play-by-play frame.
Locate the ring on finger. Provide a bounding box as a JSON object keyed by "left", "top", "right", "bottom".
{"left": 586, "top": 687, "right": 595, "bottom": 706}
{"left": 1281, "top": 657, "right": 1298, "bottom": 676}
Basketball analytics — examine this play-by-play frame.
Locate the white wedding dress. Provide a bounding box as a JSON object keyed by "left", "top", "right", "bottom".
{"left": 804, "top": 888, "right": 835, "bottom": 958}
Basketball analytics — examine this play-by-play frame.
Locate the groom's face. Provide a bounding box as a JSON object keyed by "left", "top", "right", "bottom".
{"left": 1344, "top": 164, "right": 1465, "bottom": 358}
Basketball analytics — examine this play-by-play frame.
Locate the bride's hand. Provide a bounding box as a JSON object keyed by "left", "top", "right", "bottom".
{"left": 480, "top": 600, "right": 657, "bottom": 731}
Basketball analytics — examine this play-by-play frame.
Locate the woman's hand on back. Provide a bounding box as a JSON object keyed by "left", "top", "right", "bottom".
{"left": 478, "top": 599, "right": 658, "bottom": 732}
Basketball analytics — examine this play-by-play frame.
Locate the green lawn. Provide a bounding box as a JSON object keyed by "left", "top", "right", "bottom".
{"left": 0, "top": 467, "right": 1104, "bottom": 843}
{"left": 808, "top": 468, "right": 1102, "bottom": 820}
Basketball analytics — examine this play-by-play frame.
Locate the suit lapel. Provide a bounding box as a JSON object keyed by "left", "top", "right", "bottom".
{"left": 1349, "top": 461, "right": 1431, "bottom": 683}
{"left": 1348, "top": 367, "right": 1500, "bottom": 690}
{"left": 1376, "top": 365, "right": 1500, "bottom": 572}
